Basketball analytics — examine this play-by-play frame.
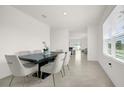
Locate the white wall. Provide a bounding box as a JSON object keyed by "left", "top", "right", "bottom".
{"left": 50, "top": 29, "right": 69, "bottom": 52}
{"left": 0, "top": 6, "right": 50, "bottom": 79}
{"left": 87, "top": 25, "right": 98, "bottom": 61}
{"left": 98, "top": 5, "right": 124, "bottom": 86}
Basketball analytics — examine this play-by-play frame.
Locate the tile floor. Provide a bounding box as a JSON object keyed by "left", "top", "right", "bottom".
{"left": 0, "top": 50, "right": 114, "bottom": 87}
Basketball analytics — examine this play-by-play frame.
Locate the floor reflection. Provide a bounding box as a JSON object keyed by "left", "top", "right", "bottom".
{"left": 75, "top": 50, "right": 82, "bottom": 65}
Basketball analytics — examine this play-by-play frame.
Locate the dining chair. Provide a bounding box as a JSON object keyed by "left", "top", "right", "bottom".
{"left": 16, "top": 51, "right": 31, "bottom": 56}
{"left": 63, "top": 51, "right": 71, "bottom": 76}
{"left": 32, "top": 50, "right": 42, "bottom": 54}
{"left": 40, "top": 53, "right": 65, "bottom": 86}
{"left": 5, "top": 55, "right": 38, "bottom": 87}
{"left": 54, "top": 49, "right": 63, "bottom": 52}
{"left": 15, "top": 51, "right": 32, "bottom": 64}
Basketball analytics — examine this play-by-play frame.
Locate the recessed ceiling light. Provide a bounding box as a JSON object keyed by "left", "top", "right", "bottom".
{"left": 120, "top": 11, "right": 124, "bottom": 14}
{"left": 64, "top": 12, "right": 67, "bottom": 16}
{"left": 41, "top": 14, "right": 47, "bottom": 18}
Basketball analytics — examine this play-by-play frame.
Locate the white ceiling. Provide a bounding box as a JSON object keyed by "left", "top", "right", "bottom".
{"left": 13, "top": 5, "right": 107, "bottom": 32}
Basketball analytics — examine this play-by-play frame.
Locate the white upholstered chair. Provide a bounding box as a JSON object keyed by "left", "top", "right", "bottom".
{"left": 41, "top": 53, "right": 65, "bottom": 86}
{"left": 63, "top": 51, "right": 71, "bottom": 75}
{"left": 54, "top": 49, "right": 63, "bottom": 53}
{"left": 32, "top": 50, "right": 42, "bottom": 54}
{"left": 5, "top": 55, "right": 38, "bottom": 87}
{"left": 15, "top": 51, "right": 32, "bottom": 64}
{"left": 16, "top": 51, "right": 31, "bottom": 56}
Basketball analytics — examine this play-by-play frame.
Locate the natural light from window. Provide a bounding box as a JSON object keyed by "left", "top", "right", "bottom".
{"left": 103, "top": 5, "right": 124, "bottom": 62}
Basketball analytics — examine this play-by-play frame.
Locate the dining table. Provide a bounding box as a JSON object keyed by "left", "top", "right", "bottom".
{"left": 19, "top": 52, "right": 58, "bottom": 79}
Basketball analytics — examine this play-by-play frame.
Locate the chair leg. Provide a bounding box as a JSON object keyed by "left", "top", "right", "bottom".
{"left": 67, "top": 64, "right": 70, "bottom": 71}
{"left": 39, "top": 72, "right": 42, "bottom": 83}
{"left": 52, "top": 74, "right": 55, "bottom": 87}
{"left": 63, "top": 66, "right": 66, "bottom": 76}
{"left": 23, "top": 77, "right": 25, "bottom": 87}
{"left": 9, "top": 75, "right": 14, "bottom": 87}
{"left": 60, "top": 70, "right": 63, "bottom": 78}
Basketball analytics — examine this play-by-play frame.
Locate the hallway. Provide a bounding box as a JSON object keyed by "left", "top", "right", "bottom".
{"left": 0, "top": 51, "right": 114, "bottom": 87}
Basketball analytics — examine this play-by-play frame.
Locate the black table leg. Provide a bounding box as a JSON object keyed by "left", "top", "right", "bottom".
{"left": 37, "top": 60, "right": 54, "bottom": 79}
{"left": 42, "top": 72, "right": 51, "bottom": 79}
{"left": 38, "top": 63, "right": 41, "bottom": 78}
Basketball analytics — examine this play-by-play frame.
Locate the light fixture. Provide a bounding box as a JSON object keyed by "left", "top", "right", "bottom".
{"left": 41, "top": 14, "right": 47, "bottom": 18}
{"left": 64, "top": 12, "right": 67, "bottom": 16}
{"left": 120, "top": 11, "right": 124, "bottom": 14}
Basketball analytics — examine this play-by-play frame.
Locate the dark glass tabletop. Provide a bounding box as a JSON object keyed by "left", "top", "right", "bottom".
{"left": 19, "top": 52, "right": 57, "bottom": 64}
{"left": 18, "top": 51, "right": 64, "bottom": 78}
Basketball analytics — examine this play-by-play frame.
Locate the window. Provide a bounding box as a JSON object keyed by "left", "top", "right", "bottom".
{"left": 115, "top": 35, "right": 124, "bottom": 60}
{"left": 103, "top": 5, "right": 124, "bottom": 62}
{"left": 108, "top": 41, "right": 112, "bottom": 54}
{"left": 104, "top": 39, "right": 111, "bottom": 55}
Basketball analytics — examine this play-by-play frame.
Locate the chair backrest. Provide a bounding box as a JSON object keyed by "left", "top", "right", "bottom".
{"left": 54, "top": 49, "right": 63, "bottom": 52}
{"left": 5, "top": 55, "right": 26, "bottom": 76}
{"left": 16, "top": 51, "right": 31, "bottom": 56}
{"left": 64, "top": 51, "right": 71, "bottom": 65}
{"left": 32, "top": 50, "right": 42, "bottom": 54}
{"left": 53, "top": 53, "right": 65, "bottom": 73}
